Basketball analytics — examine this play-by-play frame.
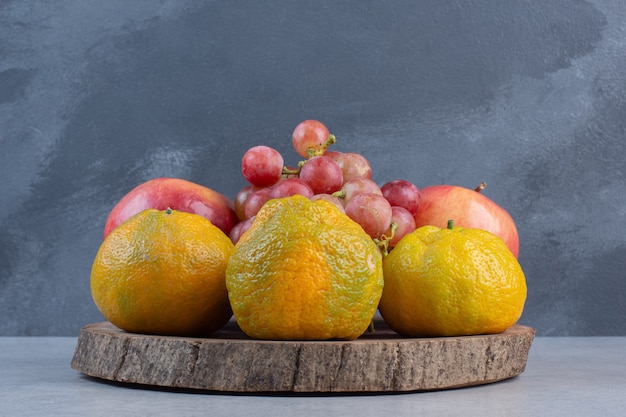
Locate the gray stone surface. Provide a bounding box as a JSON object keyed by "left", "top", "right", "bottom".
{"left": 1, "top": 1, "right": 625, "bottom": 335}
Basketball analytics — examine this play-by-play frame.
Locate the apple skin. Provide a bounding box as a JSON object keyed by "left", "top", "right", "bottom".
{"left": 103, "top": 177, "right": 239, "bottom": 239}
{"left": 413, "top": 184, "right": 520, "bottom": 258}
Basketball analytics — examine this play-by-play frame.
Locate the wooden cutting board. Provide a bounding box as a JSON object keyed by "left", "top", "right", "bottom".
{"left": 71, "top": 318, "right": 535, "bottom": 393}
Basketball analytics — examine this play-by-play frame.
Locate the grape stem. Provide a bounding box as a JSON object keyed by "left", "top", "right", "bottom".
{"left": 374, "top": 222, "right": 397, "bottom": 257}
{"left": 281, "top": 166, "right": 300, "bottom": 175}
{"left": 307, "top": 134, "right": 337, "bottom": 158}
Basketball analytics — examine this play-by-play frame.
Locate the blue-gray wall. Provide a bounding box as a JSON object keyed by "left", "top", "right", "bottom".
{"left": 1, "top": 0, "right": 624, "bottom": 336}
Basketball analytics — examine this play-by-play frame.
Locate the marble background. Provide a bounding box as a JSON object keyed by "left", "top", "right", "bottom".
{"left": 1, "top": 0, "right": 624, "bottom": 335}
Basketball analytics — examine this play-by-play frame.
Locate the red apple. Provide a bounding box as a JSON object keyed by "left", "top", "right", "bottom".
{"left": 413, "top": 183, "right": 519, "bottom": 258}
{"left": 103, "top": 177, "right": 239, "bottom": 239}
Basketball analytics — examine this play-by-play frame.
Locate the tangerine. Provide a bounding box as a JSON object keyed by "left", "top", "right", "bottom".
{"left": 379, "top": 222, "right": 527, "bottom": 337}
{"left": 226, "top": 195, "right": 383, "bottom": 340}
{"left": 90, "top": 208, "right": 234, "bottom": 336}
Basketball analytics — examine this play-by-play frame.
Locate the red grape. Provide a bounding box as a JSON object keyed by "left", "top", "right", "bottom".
{"left": 385, "top": 206, "right": 416, "bottom": 248}
{"left": 229, "top": 216, "right": 255, "bottom": 244}
{"left": 310, "top": 193, "right": 346, "bottom": 213}
{"left": 269, "top": 178, "right": 314, "bottom": 199}
{"left": 292, "top": 120, "right": 334, "bottom": 158}
{"left": 381, "top": 180, "right": 422, "bottom": 215}
{"left": 326, "top": 151, "right": 372, "bottom": 182}
{"left": 299, "top": 156, "right": 344, "bottom": 194}
{"left": 338, "top": 178, "right": 382, "bottom": 202}
{"left": 344, "top": 193, "right": 392, "bottom": 239}
{"left": 234, "top": 184, "right": 258, "bottom": 221}
{"left": 243, "top": 187, "right": 272, "bottom": 219}
{"left": 241, "top": 145, "right": 284, "bottom": 187}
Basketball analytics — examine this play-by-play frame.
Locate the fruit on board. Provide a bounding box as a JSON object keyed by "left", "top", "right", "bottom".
{"left": 344, "top": 193, "right": 392, "bottom": 240}
{"left": 241, "top": 145, "right": 284, "bottom": 187}
{"left": 291, "top": 119, "right": 335, "bottom": 158}
{"left": 236, "top": 120, "right": 422, "bottom": 245}
{"left": 413, "top": 183, "right": 519, "bottom": 258}
{"left": 378, "top": 221, "right": 527, "bottom": 337}
{"left": 299, "top": 155, "right": 344, "bottom": 194}
{"left": 103, "top": 177, "right": 238, "bottom": 239}
{"left": 325, "top": 151, "right": 373, "bottom": 182}
{"left": 381, "top": 179, "right": 422, "bottom": 216}
{"left": 90, "top": 117, "right": 529, "bottom": 340}
{"left": 91, "top": 208, "right": 234, "bottom": 336}
{"left": 225, "top": 195, "right": 384, "bottom": 340}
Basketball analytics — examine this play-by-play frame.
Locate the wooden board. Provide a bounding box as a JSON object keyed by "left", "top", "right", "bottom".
{"left": 71, "top": 318, "right": 535, "bottom": 393}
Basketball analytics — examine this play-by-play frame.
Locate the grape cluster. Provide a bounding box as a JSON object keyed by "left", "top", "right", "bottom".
{"left": 231, "top": 120, "right": 422, "bottom": 252}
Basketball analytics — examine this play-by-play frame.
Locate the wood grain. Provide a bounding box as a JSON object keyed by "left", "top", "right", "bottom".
{"left": 71, "top": 318, "right": 535, "bottom": 393}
